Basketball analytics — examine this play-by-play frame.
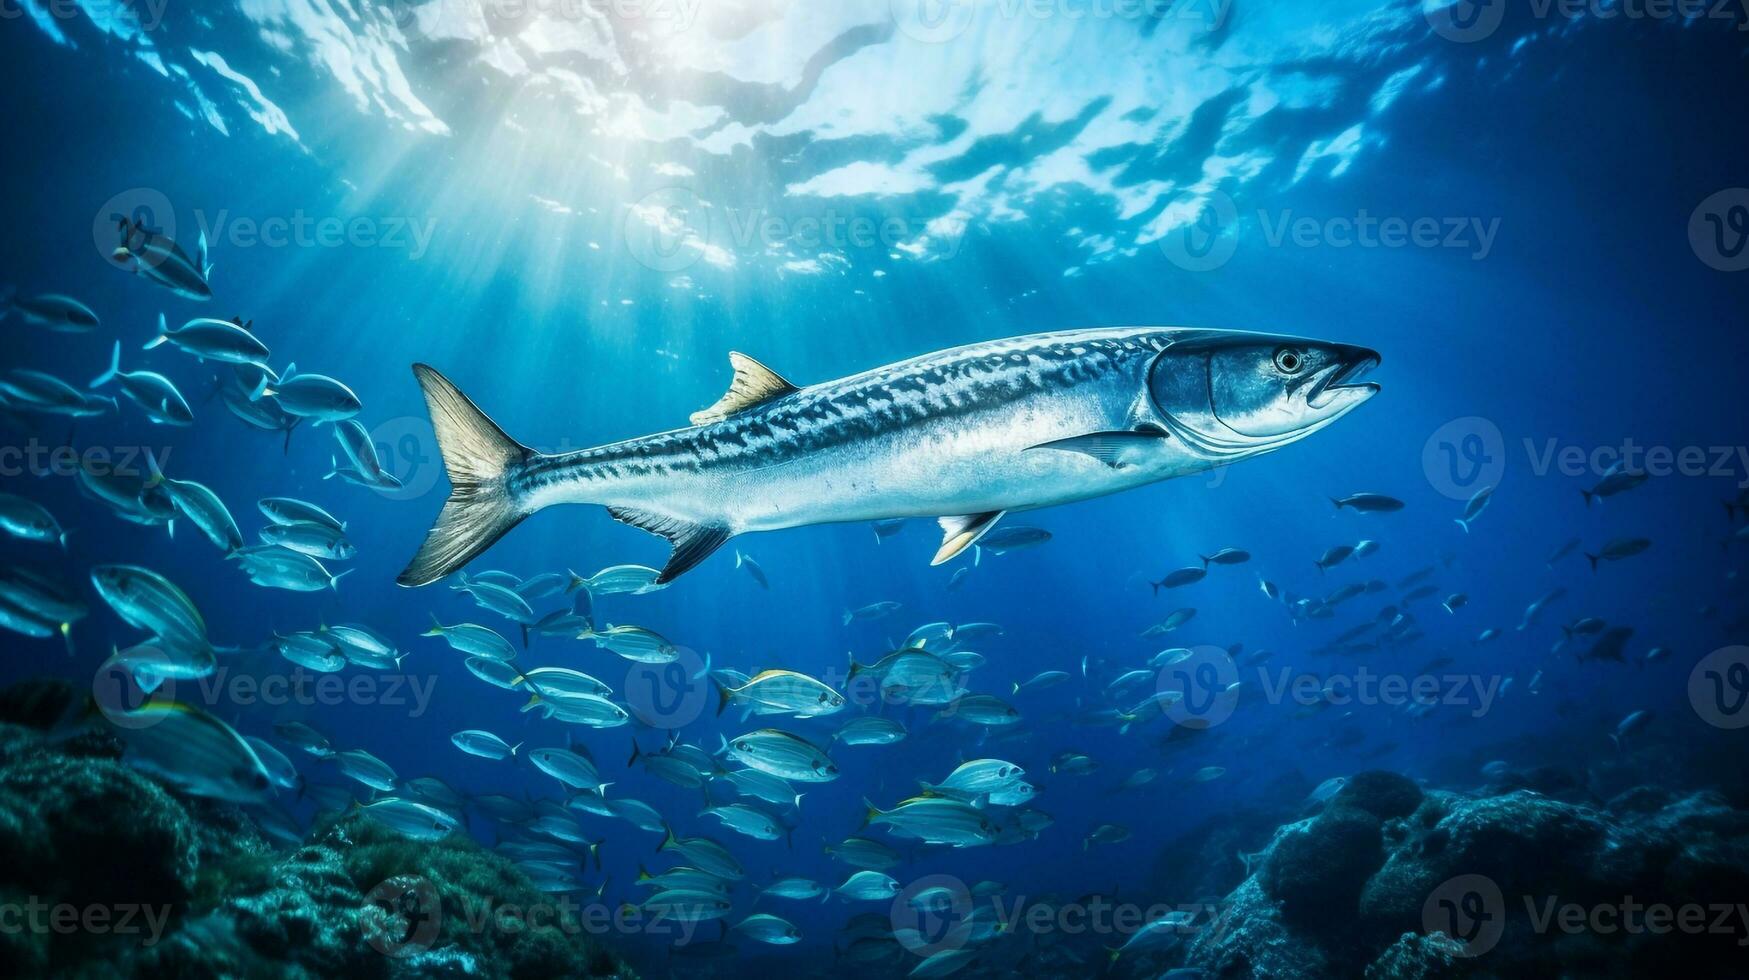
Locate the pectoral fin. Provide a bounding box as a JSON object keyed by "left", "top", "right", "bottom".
{"left": 689, "top": 352, "right": 799, "bottom": 425}
{"left": 606, "top": 506, "right": 731, "bottom": 583}
{"left": 1027, "top": 430, "right": 1169, "bottom": 468}
{"left": 932, "top": 511, "right": 1005, "bottom": 566}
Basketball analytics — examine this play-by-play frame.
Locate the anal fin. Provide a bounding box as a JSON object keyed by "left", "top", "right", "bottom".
{"left": 606, "top": 506, "right": 731, "bottom": 583}
{"left": 932, "top": 511, "right": 1004, "bottom": 566}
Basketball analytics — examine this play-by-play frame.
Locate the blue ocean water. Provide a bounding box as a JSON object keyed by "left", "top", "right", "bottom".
{"left": 3, "top": 1, "right": 1748, "bottom": 976}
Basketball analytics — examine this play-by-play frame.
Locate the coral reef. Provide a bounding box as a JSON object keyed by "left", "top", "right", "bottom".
{"left": 1170, "top": 770, "right": 1749, "bottom": 979}
{"left": 0, "top": 681, "right": 632, "bottom": 980}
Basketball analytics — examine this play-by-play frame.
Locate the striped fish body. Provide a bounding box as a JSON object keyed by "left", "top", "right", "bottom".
{"left": 399, "top": 326, "right": 1378, "bottom": 585}
{"left": 519, "top": 328, "right": 1188, "bottom": 531}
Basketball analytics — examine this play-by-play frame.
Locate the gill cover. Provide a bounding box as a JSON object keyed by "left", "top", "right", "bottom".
{"left": 1147, "top": 333, "right": 1380, "bottom": 457}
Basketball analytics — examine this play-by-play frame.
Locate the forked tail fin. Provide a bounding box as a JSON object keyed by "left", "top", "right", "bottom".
{"left": 91, "top": 341, "right": 123, "bottom": 389}
{"left": 397, "top": 364, "right": 534, "bottom": 587}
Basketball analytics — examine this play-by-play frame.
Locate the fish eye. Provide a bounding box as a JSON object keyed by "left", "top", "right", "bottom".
{"left": 1272, "top": 347, "right": 1304, "bottom": 375}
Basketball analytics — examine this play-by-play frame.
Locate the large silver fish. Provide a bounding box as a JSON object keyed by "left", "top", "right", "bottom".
{"left": 399, "top": 327, "right": 1380, "bottom": 585}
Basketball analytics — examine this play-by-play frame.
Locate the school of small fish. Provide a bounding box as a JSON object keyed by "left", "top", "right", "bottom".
{"left": 3, "top": 247, "right": 1741, "bottom": 976}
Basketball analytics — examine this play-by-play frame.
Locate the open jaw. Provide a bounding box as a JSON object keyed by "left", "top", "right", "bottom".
{"left": 1306, "top": 349, "right": 1382, "bottom": 411}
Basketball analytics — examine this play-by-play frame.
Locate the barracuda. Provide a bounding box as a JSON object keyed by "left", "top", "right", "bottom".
{"left": 398, "top": 327, "right": 1380, "bottom": 587}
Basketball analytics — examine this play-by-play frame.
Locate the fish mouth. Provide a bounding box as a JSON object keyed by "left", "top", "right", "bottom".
{"left": 1306, "top": 348, "right": 1381, "bottom": 410}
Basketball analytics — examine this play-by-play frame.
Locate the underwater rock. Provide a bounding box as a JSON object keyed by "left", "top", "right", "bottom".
{"left": 1358, "top": 790, "right": 1608, "bottom": 938}
{"left": 0, "top": 724, "right": 202, "bottom": 972}
{"left": 1333, "top": 770, "right": 1424, "bottom": 821}
{"left": 137, "top": 811, "right": 634, "bottom": 979}
{"left": 1148, "top": 792, "right": 1300, "bottom": 905}
{"left": 1489, "top": 764, "right": 1595, "bottom": 804}
{"left": 0, "top": 677, "right": 79, "bottom": 730}
{"left": 1183, "top": 771, "right": 1749, "bottom": 979}
{"left": 1363, "top": 931, "right": 1471, "bottom": 980}
{"left": 1262, "top": 805, "right": 1385, "bottom": 929}
{"left": 1190, "top": 877, "right": 1332, "bottom": 979}
{"left": 0, "top": 684, "right": 633, "bottom": 980}
{"left": 136, "top": 810, "right": 634, "bottom": 979}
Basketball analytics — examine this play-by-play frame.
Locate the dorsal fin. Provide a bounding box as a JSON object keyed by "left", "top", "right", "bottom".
{"left": 689, "top": 352, "right": 798, "bottom": 425}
